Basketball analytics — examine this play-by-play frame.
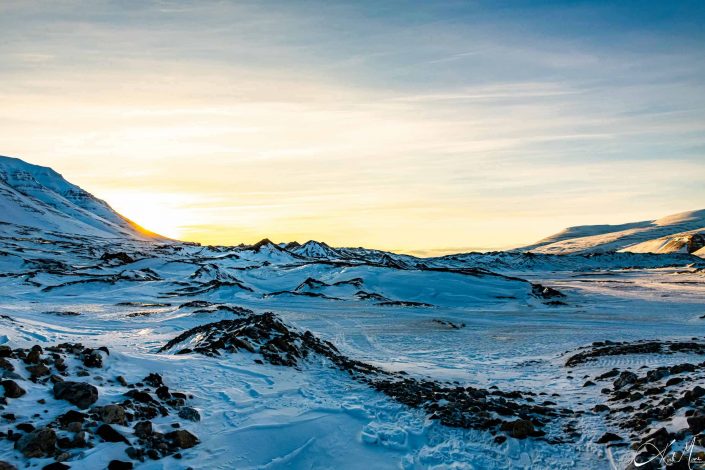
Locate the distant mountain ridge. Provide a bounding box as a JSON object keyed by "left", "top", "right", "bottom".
{"left": 521, "top": 209, "right": 705, "bottom": 255}
{"left": 0, "top": 155, "right": 164, "bottom": 240}
{"left": 1, "top": 155, "right": 702, "bottom": 259}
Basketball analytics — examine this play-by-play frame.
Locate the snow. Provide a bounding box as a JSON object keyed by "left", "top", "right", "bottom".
{"left": 0, "top": 155, "right": 163, "bottom": 240}
{"left": 1, "top": 157, "right": 704, "bottom": 469}
{"left": 521, "top": 209, "right": 705, "bottom": 255}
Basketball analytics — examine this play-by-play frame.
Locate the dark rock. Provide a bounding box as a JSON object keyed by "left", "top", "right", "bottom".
{"left": 124, "top": 389, "right": 155, "bottom": 404}
{"left": 96, "top": 424, "right": 129, "bottom": 444}
{"left": 42, "top": 463, "right": 69, "bottom": 470}
{"left": 82, "top": 349, "right": 103, "bottom": 368}
{"left": 0, "top": 346, "right": 11, "bottom": 358}
{"left": 614, "top": 371, "right": 638, "bottom": 390}
{"left": 25, "top": 348, "right": 41, "bottom": 364}
{"left": 593, "top": 404, "right": 610, "bottom": 413}
{"left": 107, "top": 461, "right": 133, "bottom": 470}
{"left": 666, "top": 377, "right": 683, "bottom": 387}
{"left": 16, "top": 422, "right": 35, "bottom": 433}
{"left": 26, "top": 363, "right": 50, "bottom": 378}
{"left": 155, "top": 386, "right": 170, "bottom": 400}
{"left": 687, "top": 415, "right": 705, "bottom": 434}
{"left": 125, "top": 446, "right": 144, "bottom": 461}
{"left": 14, "top": 427, "right": 56, "bottom": 457}
{"left": 178, "top": 407, "right": 200, "bottom": 422}
{"left": 597, "top": 432, "right": 623, "bottom": 443}
{"left": 133, "top": 421, "right": 153, "bottom": 438}
{"left": 57, "top": 410, "right": 87, "bottom": 427}
{"left": 500, "top": 420, "right": 535, "bottom": 439}
{"left": 165, "top": 429, "right": 199, "bottom": 449}
{"left": 66, "top": 422, "right": 82, "bottom": 433}
{"left": 0, "top": 461, "right": 17, "bottom": 470}
{"left": 100, "top": 404, "right": 126, "bottom": 425}
{"left": 1, "top": 380, "right": 26, "bottom": 398}
{"left": 101, "top": 252, "right": 134, "bottom": 264}
{"left": 143, "top": 373, "right": 163, "bottom": 387}
{"left": 53, "top": 381, "right": 98, "bottom": 409}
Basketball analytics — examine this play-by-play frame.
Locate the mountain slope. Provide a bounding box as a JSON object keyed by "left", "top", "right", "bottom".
{"left": 0, "top": 155, "right": 164, "bottom": 240}
{"left": 521, "top": 209, "right": 705, "bottom": 255}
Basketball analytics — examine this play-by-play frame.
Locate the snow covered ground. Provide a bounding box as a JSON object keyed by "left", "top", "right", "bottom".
{"left": 1, "top": 221, "right": 705, "bottom": 469}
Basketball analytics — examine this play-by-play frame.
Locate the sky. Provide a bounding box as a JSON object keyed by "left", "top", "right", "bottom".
{"left": 1, "top": 0, "right": 704, "bottom": 255}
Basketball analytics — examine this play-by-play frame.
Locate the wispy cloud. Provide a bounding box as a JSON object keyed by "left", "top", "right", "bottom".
{"left": 0, "top": 0, "right": 703, "bottom": 252}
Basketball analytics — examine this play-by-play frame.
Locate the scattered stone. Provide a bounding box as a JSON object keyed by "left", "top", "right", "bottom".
{"left": 597, "top": 432, "right": 623, "bottom": 443}
{"left": 613, "top": 371, "right": 638, "bottom": 390}
{"left": 108, "top": 461, "right": 134, "bottom": 470}
{"left": 165, "top": 429, "right": 199, "bottom": 449}
{"left": 14, "top": 427, "right": 56, "bottom": 457}
{"left": 100, "top": 404, "right": 126, "bottom": 425}
{"left": 16, "top": 422, "right": 35, "bottom": 433}
{"left": 53, "top": 381, "right": 98, "bottom": 409}
{"left": 1, "top": 380, "right": 26, "bottom": 398}
{"left": 178, "top": 407, "right": 200, "bottom": 422}
{"left": 96, "top": 424, "right": 130, "bottom": 444}
{"left": 42, "top": 463, "right": 69, "bottom": 470}
{"left": 687, "top": 415, "right": 705, "bottom": 434}
{"left": 500, "top": 420, "right": 539, "bottom": 439}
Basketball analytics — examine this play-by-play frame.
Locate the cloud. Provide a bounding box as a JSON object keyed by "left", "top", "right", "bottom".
{"left": 0, "top": 1, "right": 703, "bottom": 252}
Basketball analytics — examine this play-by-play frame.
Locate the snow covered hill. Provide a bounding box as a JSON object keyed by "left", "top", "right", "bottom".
{"left": 1, "top": 157, "right": 705, "bottom": 469}
{"left": 521, "top": 208, "right": 705, "bottom": 255}
{"left": 0, "top": 155, "right": 164, "bottom": 240}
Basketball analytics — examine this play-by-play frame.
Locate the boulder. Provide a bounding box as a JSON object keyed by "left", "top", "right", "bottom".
{"left": 100, "top": 404, "right": 126, "bottom": 425}
{"left": 1, "top": 380, "right": 26, "bottom": 398}
{"left": 96, "top": 424, "right": 129, "bottom": 444}
{"left": 165, "top": 429, "right": 199, "bottom": 449}
{"left": 14, "top": 427, "right": 56, "bottom": 457}
{"left": 178, "top": 407, "right": 200, "bottom": 422}
{"left": 53, "top": 381, "right": 98, "bottom": 409}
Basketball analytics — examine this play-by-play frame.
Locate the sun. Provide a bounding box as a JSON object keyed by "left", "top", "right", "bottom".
{"left": 99, "top": 190, "right": 186, "bottom": 240}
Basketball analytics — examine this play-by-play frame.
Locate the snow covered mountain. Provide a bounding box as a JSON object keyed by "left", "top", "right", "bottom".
{"left": 521, "top": 208, "right": 705, "bottom": 255}
{"left": 0, "top": 155, "right": 164, "bottom": 240}
{"left": 1, "top": 157, "right": 705, "bottom": 469}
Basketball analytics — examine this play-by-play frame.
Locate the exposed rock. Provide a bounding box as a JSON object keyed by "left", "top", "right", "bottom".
{"left": 57, "top": 410, "right": 87, "bottom": 427}
{"left": 133, "top": 420, "right": 153, "bottom": 438}
{"left": 687, "top": 414, "right": 705, "bottom": 434}
{"left": 82, "top": 349, "right": 103, "bottom": 368}
{"left": 53, "top": 381, "right": 99, "bottom": 409}
{"left": 178, "top": 407, "right": 200, "bottom": 422}
{"left": 108, "top": 461, "right": 134, "bottom": 470}
{"left": 1, "top": 380, "right": 26, "bottom": 398}
{"left": 613, "top": 371, "right": 638, "bottom": 389}
{"left": 26, "top": 363, "right": 50, "bottom": 378}
{"left": 500, "top": 419, "right": 539, "bottom": 439}
{"left": 42, "top": 463, "right": 69, "bottom": 470}
{"left": 165, "top": 429, "right": 199, "bottom": 449}
{"left": 96, "top": 424, "right": 130, "bottom": 444}
{"left": 100, "top": 404, "right": 126, "bottom": 425}
{"left": 596, "top": 432, "right": 622, "bottom": 443}
{"left": 14, "top": 427, "right": 56, "bottom": 457}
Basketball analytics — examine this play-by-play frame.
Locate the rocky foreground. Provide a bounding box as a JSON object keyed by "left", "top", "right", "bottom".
{"left": 0, "top": 341, "right": 200, "bottom": 469}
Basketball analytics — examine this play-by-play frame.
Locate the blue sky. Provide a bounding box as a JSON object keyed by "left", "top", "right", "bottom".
{"left": 1, "top": 1, "right": 704, "bottom": 253}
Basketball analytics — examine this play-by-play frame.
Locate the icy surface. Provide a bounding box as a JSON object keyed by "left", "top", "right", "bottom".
{"left": 0, "top": 220, "right": 704, "bottom": 469}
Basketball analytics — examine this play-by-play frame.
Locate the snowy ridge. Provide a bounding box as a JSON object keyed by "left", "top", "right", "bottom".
{"left": 521, "top": 208, "right": 705, "bottom": 255}
{"left": 0, "top": 156, "right": 164, "bottom": 240}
